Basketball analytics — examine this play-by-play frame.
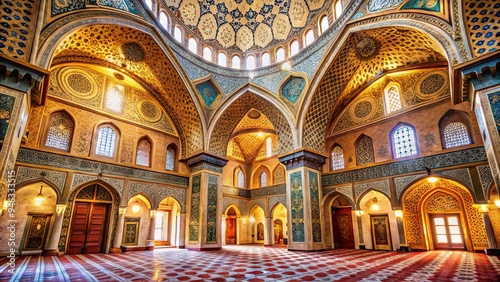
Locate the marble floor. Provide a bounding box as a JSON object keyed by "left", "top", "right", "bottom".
{"left": 1, "top": 245, "right": 499, "bottom": 281}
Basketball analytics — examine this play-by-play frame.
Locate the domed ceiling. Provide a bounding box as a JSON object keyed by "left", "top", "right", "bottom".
{"left": 166, "top": 0, "right": 328, "bottom": 52}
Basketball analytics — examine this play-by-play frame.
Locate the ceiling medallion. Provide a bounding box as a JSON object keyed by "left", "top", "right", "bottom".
{"left": 120, "top": 42, "right": 146, "bottom": 62}
{"left": 355, "top": 37, "right": 381, "bottom": 61}
{"left": 247, "top": 109, "right": 261, "bottom": 119}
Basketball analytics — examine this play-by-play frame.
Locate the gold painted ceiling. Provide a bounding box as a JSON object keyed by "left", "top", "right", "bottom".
{"left": 166, "top": 0, "right": 328, "bottom": 52}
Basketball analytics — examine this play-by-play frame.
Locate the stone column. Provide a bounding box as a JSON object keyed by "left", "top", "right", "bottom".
{"left": 185, "top": 153, "right": 228, "bottom": 251}
{"left": 0, "top": 57, "right": 49, "bottom": 202}
{"left": 221, "top": 214, "right": 226, "bottom": 246}
{"left": 177, "top": 213, "right": 186, "bottom": 248}
{"left": 264, "top": 217, "right": 273, "bottom": 246}
{"left": 482, "top": 212, "right": 500, "bottom": 255}
{"left": 110, "top": 206, "right": 127, "bottom": 252}
{"left": 146, "top": 209, "right": 157, "bottom": 250}
{"left": 280, "top": 150, "right": 326, "bottom": 251}
{"left": 42, "top": 204, "right": 66, "bottom": 255}
{"left": 356, "top": 215, "right": 365, "bottom": 249}
{"left": 395, "top": 210, "right": 410, "bottom": 251}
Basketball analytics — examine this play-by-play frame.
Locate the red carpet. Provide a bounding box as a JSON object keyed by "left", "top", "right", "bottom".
{"left": 1, "top": 245, "right": 499, "bottom": 281}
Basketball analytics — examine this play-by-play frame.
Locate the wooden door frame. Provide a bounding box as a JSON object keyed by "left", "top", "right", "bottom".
{"left": 370, "top": 214, "right": 392, "bottom": 251}
{"left": 225, "top": 216, "right": 237, "bottom": 245}
{"left": 20, "top": 213, "right": 53, "bottom": 253}
{"left": 428, "top": 213, "right": 467, "bottom": 251}
{"left": 332, "top": 207, "right": 355, "bottom": 249}
{"left": 68, "top": 201, "right": 111, "bottom": 254}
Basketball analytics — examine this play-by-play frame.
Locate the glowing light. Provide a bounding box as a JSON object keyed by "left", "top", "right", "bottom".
{"left": 249, "top": 216, "right": 255, "bottom": 223}
{"left": 495, "top": 200, "right": 500, "bottom": 208}
{"left": 257, "top": 132, "right": 264, "bottom": 137}
{"left": 473, "top": 204, "right": 489, "bottom": 213}
{"left": 56, "top": 204, "right": 67, "bottom": 215}
{"left": 119, "top": 207, "right": 127, "bottom": 215}
{"left": 35, "top": 185, "right": 44, "bottom": 206}
{"left": 132, "top": 205, "right": 140, "bottom": 213}
{"left": 281, "top": 62, "right": 291, "bottom": 71}
{"left": 355, "top": 210, "right": 364, "bottom": 217}
{"left": 427, "top": 176, "right": 438, "bottom": 183}
{"left": 395, "top": 210, "right": 403, "bottom": 218}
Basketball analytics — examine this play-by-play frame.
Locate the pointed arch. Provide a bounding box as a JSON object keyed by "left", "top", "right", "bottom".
{"left": 438, "top": 109, "right": 473, "bottom": 149}
{"left": 355, "top": 134, "right": 374, "bottom": 166}
{"left": 15, "top": 180, "right": 62, "bottom": 203}
{"left": 390, "top": 122, "right": 418, "bottom": 159}
{"left": 165, "top": 143, "right": 178, "bottom": 171}
{"left": 128, "top": 193, "right": 153, "bottom": 209}
{"left": 272, "top": 164, "right": 286, "bottom": 185}
{"left": 252, "top": 165, "right": 272, "bottom": 188}
{"left": 136, "top": 136, "right": 154, "bottom": 167}
{"left": 330, "top": 143, "right": 345, "bottom": 171}
{"left": 44, "top": 110, "right": 75, "bottom": 152}
{"left": 233, "top": 166, "right": 245, "bottom": 188}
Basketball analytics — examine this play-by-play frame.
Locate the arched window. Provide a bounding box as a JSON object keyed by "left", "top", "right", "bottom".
{"left": 203, "top": 47, "right": 212, "bottom": 61}
{"left": 45, "top": 111, "right": 74, "bottom": 151}
{"left": 276, "top": 47, "right": 285, "bottom": 62}
{"left": 443, "top": 123, "right": 471, "bottom": 148}
{"left": 95, "top": 125, "right": 118, "bottom": 158}
{"left": 188, "top": 38, "right": 197, "bottom": 53}
{"left": 232, "top": 56, "right": 241, "bottom": 69}
{"left": 246, "top": 55, "right": 256, "bottom": 70}
{"left": 392, "top": 124, "right": 418, "bottom": 158}
{"left": 334, "top": 0, "right": 342, "bottom": 19}
{"left": 165, "top": 144, "right": 176, "bottom": 170}
{"left": 319, "top": 15, "right": 329, "bottom": 34}
{"left": 266, "top": 137, "right": 272, "bottom": 157}
{"left": 355, "top": 135, "right": 374, "bottom": 166}
{"left": 331, "top": 145, "right": 344, "bottom": 170}
{"left": 174, "top": 26, "right": 182, "bottom": 42}
{"left": 145, "top": 0, "right": 153, "bottom": 10}
{"left": 218, "top": 52, "right": 227, "bottom": 67}
{"left": 237, "top": 170, "right": 244, "bottom": 188}
{"left": 385, "top": 85, "right": 402, "bottom": 114}
{"left": 262, "top": 52, "right": 270, "bottom": 66}
{"left": 260, "top": 172, "right": 267, "bottom": 187}
{"left": 159, "top": 11, "right": 168, "bottom": 31}
{"left": 105, "top": 85, "right": 124, "bottom": 113}
{"left": 305, "top": 29, "right": 314, "bottom": 46}
{"left": 290, "top": 40, "right": 299, "bottom": 56}
{"left": 136, "top": 138, "right": 152, "bottom": 167}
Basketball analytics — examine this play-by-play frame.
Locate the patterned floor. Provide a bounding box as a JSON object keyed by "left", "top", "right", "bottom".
{"left": 1, "top": 246, "right": 499, "bottom": 281}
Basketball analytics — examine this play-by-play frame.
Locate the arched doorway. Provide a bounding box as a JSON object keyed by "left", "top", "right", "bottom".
{"left": 67, "top": 184, "right": 113, "bottom": 255}
{"left": 226, "top": 207, "right": 237, "bottom": 245}
{"left": 271, "top": 203, "right": 287, "bottom": 245}
{"left": 331, "top": 194, "right": 354, "bottom": 249}
{"left": 155, "top": 197, "right": 181, "bottom": 247}
{"left": 251, "top": 206, "right": 265, "bottom": 244}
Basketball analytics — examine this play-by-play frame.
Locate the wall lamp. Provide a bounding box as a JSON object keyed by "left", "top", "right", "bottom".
{"left": 35, "top": 185, "right": 45, "bottom": 206}
{"left": 2, "top": 199, "right": 9, "bottom": 216}
{"left": 355, "top": 210, "right": 364, "bottom": 217}
{"left": 425, "top": 167, "right": 438, "bottom": 183}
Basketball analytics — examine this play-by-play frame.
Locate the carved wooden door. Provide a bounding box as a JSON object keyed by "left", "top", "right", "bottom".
{"left": 68, "top": 202, "right": 91, "bottom": 255}
{"left": 85, "top": 203, "right": 108, "bottom": 254}
{"left": 332, "top": 207, "right": 354, "bottom": 249}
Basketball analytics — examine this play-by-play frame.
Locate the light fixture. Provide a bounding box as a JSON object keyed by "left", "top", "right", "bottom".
{"left": 395, "top": 210, "right": 403, "bottom": 218}
{"left": 35, "top": 185, "right": 44, "bottom": 206}
{"left": 473, "top": 204, "right": 489, "bottom": 214}
{"left": 281, "top": 61, "right": 291, "bottom": 71}
{"left": 132, "top": 202, "right": 140, "bottom": 213}
{"left": 425, "top": 167, "right": 438, "bottom": 183}
{"left": 355, "top": 210, "right": 364, "bottom": 217}
{"left": 371, "top": 197, "right": 379, "bottom": 211}
{"left": 56, "top": 204, "right": 67, "bottom": 215}
{"left": 495, "top": 200, "right": 500, "bottom": 208}
{"left": 257, "top": 132, "right": 264, "bottom": 137}
{"left": 242, "top": 217, "right": 247, "bottom": 225}
{"left": 2, "top": 199, "right": 9, "bottom": 216}
{"left": 249, "top": 216, "right": 255, "bottom": 223}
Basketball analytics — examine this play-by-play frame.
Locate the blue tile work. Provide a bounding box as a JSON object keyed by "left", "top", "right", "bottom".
{"left": 0, "top": 94, "right": 15, "bottom": 148}
{"left": 0, "top": 0, "right": 37, "bottom": 60}
{"left": 395, "top": 174, "right": 426, "bottom": 199}
{"left": 290, "top": 171, "right": 305, "bottom": 242}
{"left": 223, "top": 185, "right": 251, "bottom": 198}
{"left": 488, "top": 91, "right": 500, "bottom": 137}
{"left": 477, "top": 165, "right": 493, "bottom": 194}
{"left": 189, "top": 174, "right": 201, "bottom": 242}
{"left": 16, "top": 148, "right": 189, "bottom": 187}
{"left": 367, "top": 0, "right": 405, "bottom": 13}
{"left": 250, "top": 184, "right": 286, "bottom": 198}
{"left": 354, "top": 179, "right": 390, "bottom": 200}
{"left": 206, "top": 174, "right": 218, "bottom": 243}
{"left": 322, "top": 147, "right": 487, "bottom": 187}
{"left": 50, "top": 0, "right": 138, "bottom": 17}
{"left": 402, "top": 0, "right": 442, "bottom": 12}
{"left": 309, "top": 171, "right": 322, "bottom": 243}
{"left": 281, "top": 77, "right": 305, "bottom": 104}
{"left": 442, "top": 168, "right": 473, "bottom": 188}
{"left": 196, "top": 81, "right": 220, "bottom": 108}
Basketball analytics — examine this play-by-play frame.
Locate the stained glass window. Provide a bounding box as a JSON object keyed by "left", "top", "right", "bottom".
{"left": 45, "top": 112, "right": 73, "bottom": 151}
{"left": 331, "top": 145, "right": 344, "bottom": 170}
{"left": 166, "top": 146, "right": 175, "bottom": 170}
{"left": 136, "top": 139, "right": 151, "bottom": 166}
{"left": 237, "top": 170, "right": 244, "bottom": 188}
{"left": 106, "top": 86, "right": 123, "bottom": 113}
{"left": 260, "top": 172, "right": 267, "bottom": 187}
{"left": 96, "top": 126, "right": 117, "bottom": 157}
{"left": 444, "top": 122, "right": 471, "bottom": 148}
{"left": 393, "top": 125, "right": 418, "bottom": 158}
{"left": 356, "top": 135, "right": 375, "bottom": 166}
{"left": 386, "top": 86, "right": 402, "bottom": 113}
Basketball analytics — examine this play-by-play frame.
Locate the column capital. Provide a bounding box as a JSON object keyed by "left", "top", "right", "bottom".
{"left": 184, "top": 152, "right": 228, "bottom": 173}
{"left": 0, "top": 54, "right": 50, "bottom": 105}
{"left": 279, "top": 149, "right": 326, "bottom": 170}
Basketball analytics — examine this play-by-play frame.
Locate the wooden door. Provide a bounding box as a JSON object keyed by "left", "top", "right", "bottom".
{"left": 85, "top": 204, "right": 108, "bottom": 254}
{"left": 371, "top": 215, "right": 392, "bottom": 251}
{"left": 225, "top": 217, "right": 236, "bottom": 244}
{"left": 332, "top": 207, "right": 354, "bottom": 249}
{"left": 430, "top": 214, "right": 465, "bottom": 250}
{"left": 68, "top": 202, "right": 91, "bottom": 255}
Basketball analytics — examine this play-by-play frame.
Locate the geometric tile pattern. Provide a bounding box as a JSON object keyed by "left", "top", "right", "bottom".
{"left": 2, "top": 247, "right": 499, "bottom": 281}
{"left": 477, "top": 165, "right": 493, "bottom": 194}
{"left": 463, "top": 0, "right": 500, "bottom": 57}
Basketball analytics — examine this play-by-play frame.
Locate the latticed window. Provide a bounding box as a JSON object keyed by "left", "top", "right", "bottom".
{"left": 106, "top": 86, "right": 123, "bottom": 113}
{"left": 136, "top": 139, "right": 151, "bottom": 166}
{"left": 386, "top": 86, "right": 402, "bottom": 113}
{"left": 356, "top": 135, "right": 375, "bottom": 166}
{"left": 45, "top": 112, "right": 74, "bottom": 151}
{"left": 260, "top": 172, "right": 267, "bottom": 187}
{"left": 331, "top": 145, "right": 344, "bottom": 170}
{"left": 165, "top": 146, "right": 175, "bottom": 170}
{"left": 393, "top": 125, "right": 418, "bottom": 158}
{"left": 444, "top": 122, "right": 471, "bottom": 148}
{"left": 96, "top": 126, "right": 117, "bottom": 157}
{"left": 237, "top": 170, "right": 244, "bottom": 188}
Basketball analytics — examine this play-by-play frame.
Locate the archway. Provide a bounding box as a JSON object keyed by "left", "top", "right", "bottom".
{"left": 122, "top": 194, "right": 151, "bottom": 249}
{"left": 225, "top": 206, "right": 238, "bottom": 245}
{"left": 330, "top": 193, "right": 354, "bottom": 249}
{"left": 67, "top": 183, "right": 115, "bottom": 255}
{"left": 155, "top": 196, "right": 182, "bottom": 247}
{"left": 249, "top": 205, "right": 265, "bottom": 244}
{"left": 402, "top": 178, "right": 488, "bottom": 252}
{"left": 271, "top": 203, "right": 287, "bottom": 245}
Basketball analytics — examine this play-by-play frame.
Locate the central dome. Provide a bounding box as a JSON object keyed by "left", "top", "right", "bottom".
{"left": 166, "top": 0, "right": 327, "bottom": 52}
